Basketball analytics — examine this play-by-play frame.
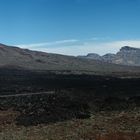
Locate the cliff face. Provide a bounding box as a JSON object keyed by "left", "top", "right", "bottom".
{"left": 78, "top": 46, "right": 140, "bottom": 66}
{"left": 114, "top": 46, "right": 140, "bottom": 66}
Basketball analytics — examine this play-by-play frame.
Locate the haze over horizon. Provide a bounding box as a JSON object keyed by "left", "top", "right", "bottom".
{"left": 1, "top": 0, "right": 140, "bottom": 55}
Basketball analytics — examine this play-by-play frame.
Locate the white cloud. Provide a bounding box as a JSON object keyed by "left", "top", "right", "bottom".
{"left": 17, "top": 39, "right": 79, "bottom": 48}
{"left": 16, "top": 39, "right": 140, "bottom": 56}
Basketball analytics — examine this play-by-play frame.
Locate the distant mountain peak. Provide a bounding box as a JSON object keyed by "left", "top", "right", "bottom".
{"left": 82, "top": 53, "right": 102, "bottom": 60}
{"left": 0, "top": 43, "right": 138, "bottom": 74}
{"left": 87, "top": 53, "right": 100, "bottom": 56}
{"left": 78, "top": 46, "right": 140, "bottom": 66}
{"left": 0, "top": 43, "right": 140, "bottom": 68}
{"left": 120, "top": 46, "right": 140, "bottom": 51}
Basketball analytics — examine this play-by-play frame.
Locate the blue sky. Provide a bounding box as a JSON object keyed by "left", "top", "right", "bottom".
{"left": 1, "top": 0, "right": 140, "bottom": 55}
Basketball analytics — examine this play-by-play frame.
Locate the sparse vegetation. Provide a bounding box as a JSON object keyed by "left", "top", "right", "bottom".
{"left": 0, "top": 110, "right": 140, "bottom": 140}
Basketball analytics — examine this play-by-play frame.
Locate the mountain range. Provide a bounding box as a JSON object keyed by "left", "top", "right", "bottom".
{"left": 0, "top": 43, "right": 140, "bottom": 77}
{"left": 78, "top": 46, "right": 140, "bottom": 66}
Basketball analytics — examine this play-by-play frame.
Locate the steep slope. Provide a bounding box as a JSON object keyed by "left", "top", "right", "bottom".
{"left": 0, "top": 44, "right": 140, "bottom": 75}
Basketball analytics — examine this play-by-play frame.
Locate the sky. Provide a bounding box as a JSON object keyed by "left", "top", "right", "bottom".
{"left": 1, "top": 0, "right": 140, "bottom": 55}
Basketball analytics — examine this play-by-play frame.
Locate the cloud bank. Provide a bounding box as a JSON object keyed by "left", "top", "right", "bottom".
{"left": 17, "top": 39, "right": 140, "bottom": 56}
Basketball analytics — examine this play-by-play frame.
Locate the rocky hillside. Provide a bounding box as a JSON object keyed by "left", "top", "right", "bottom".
{"left": 0, "top": 43, "right": 140, "bottom": 75}
{"left": 78, "top": 46, "right": 140, "bottom": 66}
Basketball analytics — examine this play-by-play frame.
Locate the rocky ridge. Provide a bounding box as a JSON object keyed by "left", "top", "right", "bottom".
{"left": 78, "top": 46, "right": 140, "bottom": 66}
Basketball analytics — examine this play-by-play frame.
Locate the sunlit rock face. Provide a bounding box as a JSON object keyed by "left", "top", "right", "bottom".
{"left": 114, "top": 46, "right": 140, "bottom": 66}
